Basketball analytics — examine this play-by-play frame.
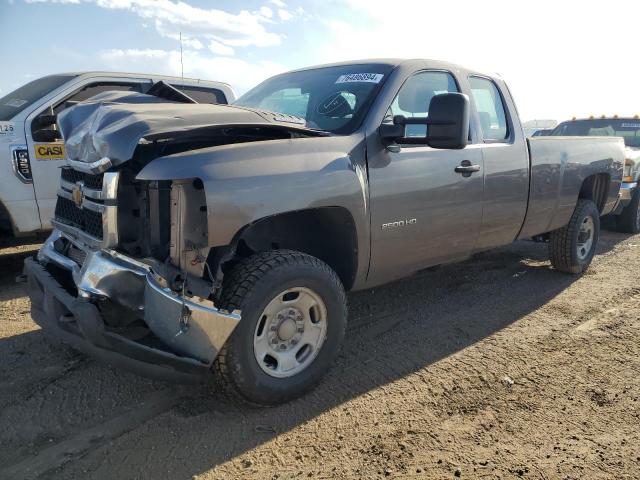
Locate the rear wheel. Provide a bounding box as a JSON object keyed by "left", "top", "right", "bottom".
{"left": 549, "top": 199, "right": 600, "bottom": 274}
{"left": 616, "top": 188, "right": 640, "bottom": 233}
{"left": 213, "top": 250, "right": 347, "bottom": 405}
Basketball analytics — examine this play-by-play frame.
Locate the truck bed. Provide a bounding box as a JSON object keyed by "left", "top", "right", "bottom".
{"left": 518, "top": 136, "right": 624, "bottom": 239}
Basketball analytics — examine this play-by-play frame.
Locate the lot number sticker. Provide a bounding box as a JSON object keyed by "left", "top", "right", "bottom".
{"left": 336, "top": 73, "right": 384, "bottom": 84}
{"left": 35, "top": 143, "right": 65, "bottom": 160}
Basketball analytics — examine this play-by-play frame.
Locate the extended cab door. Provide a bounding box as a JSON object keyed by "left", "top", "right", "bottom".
{"left": 367, "top": 70, "right": 484, "bottom": 286}
{"left": 467, "top": 76, "right": 529, "bottom": 251}
{"left": 25, "top": 77, "right": 152, "bottom": 229}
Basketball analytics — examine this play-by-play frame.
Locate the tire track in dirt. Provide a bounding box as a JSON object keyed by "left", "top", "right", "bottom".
{"left": 0, "top": 388, "right": 183, "bottom": 480}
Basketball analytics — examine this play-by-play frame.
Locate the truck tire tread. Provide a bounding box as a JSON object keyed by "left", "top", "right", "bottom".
{"left": 549, "top": 199, "right": 599, "bottom": 274}
{"left": 616, "top": 188, "right": 640, "bottom": 234}
{"left": 213, "top": 249, "right": 346, "bottom": 405}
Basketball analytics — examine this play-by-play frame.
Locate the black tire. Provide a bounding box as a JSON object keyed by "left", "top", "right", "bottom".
{"left": 549, "top": 199, "right": 600, "bottom": 274}
{"left": 616, "top": 188, "right": 640, "bottom": 234}
{"left": 213, "top": 250, "right": 347, "bottom": 405}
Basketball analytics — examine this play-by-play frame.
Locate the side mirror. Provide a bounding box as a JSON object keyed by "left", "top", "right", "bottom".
{"left": 425, "top": 93, "right": 469, "bottom": 149}
{"left": 379, "top": 92, "right": 470, "bottom": 150}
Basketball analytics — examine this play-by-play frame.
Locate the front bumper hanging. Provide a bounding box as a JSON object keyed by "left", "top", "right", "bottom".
{"left": 25, "top": 231, "right": 240, "bottom": 383}
{"left": 612, "top": 181, "right": 637, "bottom": 215}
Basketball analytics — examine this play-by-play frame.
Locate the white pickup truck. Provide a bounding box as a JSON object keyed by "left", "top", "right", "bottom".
{"left": 0, "top": 72, "right": 235, "bottom": 236}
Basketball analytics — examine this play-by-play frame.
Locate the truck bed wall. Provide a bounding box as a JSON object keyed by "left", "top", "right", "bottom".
{"left": 518, "top": 136, "right": 623, "bottom": 239}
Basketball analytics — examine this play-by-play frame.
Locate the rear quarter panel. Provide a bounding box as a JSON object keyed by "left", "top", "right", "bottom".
{"left": 518, "top": 136, "right": 624, "bottom": 238}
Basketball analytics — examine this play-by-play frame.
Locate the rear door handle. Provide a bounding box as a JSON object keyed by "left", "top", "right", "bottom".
{"left": 454, "top": 160, "right": 481, "bottom": 176}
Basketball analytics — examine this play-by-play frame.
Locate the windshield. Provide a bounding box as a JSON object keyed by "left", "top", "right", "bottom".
{"left": 234, "top": 64, "right": 394, "bottom": 134}
{"left": 0, "top": 74, "right": 77, "bottom": 121}
{"left": 552, "top": 119, "right": 640, "bottom": 148}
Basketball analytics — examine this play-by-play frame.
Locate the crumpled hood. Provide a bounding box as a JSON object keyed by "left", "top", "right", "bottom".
{"left": 57, "top": 90, "right": 322, "bottom": 166}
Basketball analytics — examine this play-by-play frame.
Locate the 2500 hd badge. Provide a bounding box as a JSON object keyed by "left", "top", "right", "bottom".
{"left": 382, "top": 218, "right": 418, "bottom": 230}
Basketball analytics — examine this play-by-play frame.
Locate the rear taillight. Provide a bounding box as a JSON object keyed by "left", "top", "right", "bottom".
{"left": 11, "top": 146, "right": 32, "bottom": 183}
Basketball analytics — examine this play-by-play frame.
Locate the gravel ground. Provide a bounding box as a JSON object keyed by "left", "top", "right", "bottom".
{"left": 0, "top": 230, "right": 638, "bottom": 480}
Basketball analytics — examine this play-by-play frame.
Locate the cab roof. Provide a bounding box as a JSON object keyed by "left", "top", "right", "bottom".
{"left": 44, "top": 71, "right": 232, "bottom": 88}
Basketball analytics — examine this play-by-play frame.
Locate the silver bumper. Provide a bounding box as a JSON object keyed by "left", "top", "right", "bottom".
{"left": 612, "top": 182, "right": 637, "bottom": 215}
{"left": 37, "top": 230, "right": 240, "bottom": 364}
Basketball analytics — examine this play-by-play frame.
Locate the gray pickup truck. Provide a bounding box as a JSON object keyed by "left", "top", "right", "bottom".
{"left": 550, "top": 117, "right": 640, "bottom": 232}
{"left": 25, "top": 59, "right": 625, "bottom": 405}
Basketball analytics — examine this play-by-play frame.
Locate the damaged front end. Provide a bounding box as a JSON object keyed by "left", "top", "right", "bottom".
{"left": 24, "top": 91, "right": 327, "bottom": 381}
{"left": 26, "top": 230, "right": 240, "bottom": 382}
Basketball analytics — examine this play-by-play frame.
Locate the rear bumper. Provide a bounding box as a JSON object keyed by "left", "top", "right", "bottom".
{"left": 25, "top": 231, "right": 241, "bottom": 383}
{"left": 612, "top": 182, "right": 637, "bottom": 215}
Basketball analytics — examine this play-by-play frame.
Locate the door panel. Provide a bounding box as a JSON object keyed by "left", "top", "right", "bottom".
{"left": 468, "top": 76, "right": 529, "bottom": 250}
{"left": 368, "top": 145, "right": 484, "bottom": 286}
{"left": 366, "top": 69, "right": 485, "bottom": 286}
{"left": 475, "top": 143, "right": 528, "bottom": 250}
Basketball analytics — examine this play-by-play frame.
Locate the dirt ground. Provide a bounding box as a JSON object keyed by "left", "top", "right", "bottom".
{"left": 0, "top": 230, "right": 638, "bottom": 480}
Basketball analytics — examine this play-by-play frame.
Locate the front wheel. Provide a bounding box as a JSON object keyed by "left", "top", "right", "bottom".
{"left": 549, "top": 199, "right": 600, "bottom": 274}
{"left": 213, "top": 250, "right": 347, "bottom": 405}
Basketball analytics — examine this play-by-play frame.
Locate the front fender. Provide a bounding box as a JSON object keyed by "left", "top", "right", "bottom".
{"left": 137, "top": 134, "right": 370, "bottom": 285}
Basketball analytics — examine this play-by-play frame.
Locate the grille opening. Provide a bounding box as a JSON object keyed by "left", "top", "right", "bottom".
{"left": 45, "top": 262, "right": 78, "bottom": 296}
{"left": 55, "top": 197, "right": 103, "bottom": 240}
{"left": 60, "top": 168, "right": 104, "bottom": 190}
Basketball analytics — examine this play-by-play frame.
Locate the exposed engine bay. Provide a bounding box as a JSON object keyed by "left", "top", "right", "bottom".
{"left": 54, "top": 90, "right": 327, "bottom": 298}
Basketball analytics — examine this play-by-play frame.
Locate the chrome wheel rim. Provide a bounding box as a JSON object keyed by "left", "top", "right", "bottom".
{"left": 577, "top": 216, "right": 595, "bottom": 261}
{"left": 253, "top": 287, "right": 328, "bottom": 378}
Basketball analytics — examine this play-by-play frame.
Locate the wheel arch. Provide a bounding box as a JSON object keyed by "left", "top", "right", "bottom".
{"left": 208, "top": 207, "right": 359, "bottom": 292}
{"left": 579, "top": 173, "right": 610, "bottom": 214}
{"left": 0, "top": 201, "right": 13, "bottom": 234}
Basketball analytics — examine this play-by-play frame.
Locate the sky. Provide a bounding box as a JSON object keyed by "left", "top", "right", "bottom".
{"left": 0, "top": 0, "right": 638, "bottom": 123}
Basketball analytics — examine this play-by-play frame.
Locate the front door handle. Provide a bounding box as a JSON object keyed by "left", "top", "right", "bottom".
{"left": 455, "top": 160, "right": 481, "bottom": 177}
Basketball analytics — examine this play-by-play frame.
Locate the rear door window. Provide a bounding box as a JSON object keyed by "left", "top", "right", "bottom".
{"left": 32, "top": 81, "right": 147, "bottom": 141}
{"left": 469, "top": 76, "right": 509, "bottom": 142}
{"left": 52, "top": 82, "right": 145, "bottom": 114}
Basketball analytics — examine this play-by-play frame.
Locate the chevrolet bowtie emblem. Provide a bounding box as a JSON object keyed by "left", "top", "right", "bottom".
{"left": 71, "top": 184, "right": 84, "bottom": 207}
